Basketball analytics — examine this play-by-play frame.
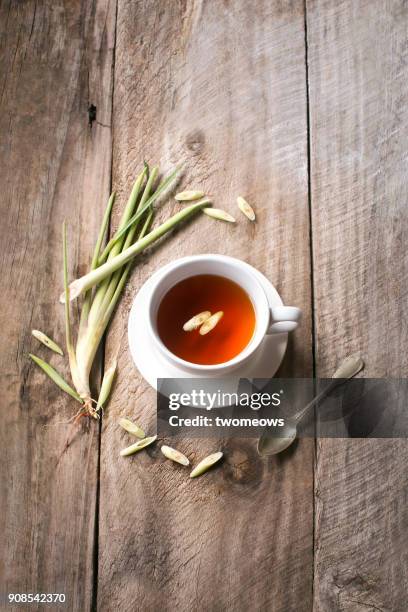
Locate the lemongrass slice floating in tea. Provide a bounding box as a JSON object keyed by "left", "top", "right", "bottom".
{"left": 119, "top": 417, "right": 145, "bottom": 439}
{"left": 175, "top": 190, "right": 205, "bottom": 201}
{"left": 32, "top": 330, "right": 63, "bottom": 355}
{"left": 161, "top": 445, "right": 190, "bottom": 466}
{"left": 237, "top": 196, "right": 256, "bottom": 221}
{"left": 203, "top": 208, "right": 236, "bottom": 223}
{"left": 183, "top": 311, "right": 212, "bottom": 332}
{"left": 199, "top": 311, "right": 224, "bottom": 335}
{"left": 190, "top": 451, "right": 223, "bottom": 478}
{"left": 120, "top": 435, "right": 157, "bottom": 456}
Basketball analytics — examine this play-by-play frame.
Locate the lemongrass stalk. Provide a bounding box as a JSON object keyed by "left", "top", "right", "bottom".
{"left": 29, "top": 354, "right": 83, "bottom": 404}
{"left": 86, "top": 170, "right": 148, "bottom": 327}
{"left": 122, "top": 167, "right": 157, "bottom": 247}
{"left": 110, "top": 166, "right": 151, "bottom": 254}
{"left": 78, "top": 211, "right": 154, "bottom": 379}
{"left": 78, "top": 265, "right": 130, "bottom": 379}
{"left": 95, "top": 360, "right": 117, "bottom": 412}
{"left": 63, "top": 222, "right": 89, "bottom": 399}
{"left": 97, "top": 166, "right": 153, "bottom": 264}
{"left": 91, "top": 192, "right": 116, "bottom": 268}
{"left": 90, "top": 183, "right": 156, "bottom": 327}
{"left": 93, "top": 169, "right": 157, "bottom": 317}
{"left": 78, "top": 192, "right": 115, "bottom": 340}
{"left": 61, "top": 201, "right": 209, "bottom": 303}
{"left": 63, "top": 222, "right": 77, "bottom": 372}
{"left": 98, "top": 166, "right": 180, "bottom": 263}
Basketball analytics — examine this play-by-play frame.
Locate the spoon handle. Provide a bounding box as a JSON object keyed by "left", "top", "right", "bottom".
{"left": 291, "top": 354, "right": 364, "bottom": 425}
{"left": 292, "top": 379, "right": 339, "bottom": 424}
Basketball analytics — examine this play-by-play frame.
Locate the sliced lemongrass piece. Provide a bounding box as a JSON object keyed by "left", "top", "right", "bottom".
{"left": 161, "top": 445, "right": 190, "bottom": 466}
{"left": 61, "top": 201, "right": 211, "bottom": 302}
{"left": 190, "top": 451, "right": 223, "bottom": 478}
{"left": 96, "top": 361, "right": 117, "bottom": 411}
{"left": 29, "top": 354, "right": 83, "bottom": 404}
{"left": 118, "top": 417, "right": 145, "bottom": 439}
{"left": 32, "top": 330, "right": 63, "bottom": 355}
{"left": 199, "top": 311, "right": 224, "bottom": 335}
{"left": 120, "top": 435, "right": 157, "bottom": 456}
{"left": 175, "top": 190, "right": 205, "bottom": 201}
{"left": 183, "top": 311, "right": 211, "bottom": 332}
{"left": 203, "top": 208, "right": 236, "bottom": 223}
{"left": 237, "top": 196, "right": 256, "bottom": 221}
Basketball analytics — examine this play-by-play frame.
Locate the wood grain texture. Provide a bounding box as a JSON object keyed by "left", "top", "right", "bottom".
{"left": 98, "top": 1, "right": 313, "bottom": 611}
{"left": 0, "top": 1, "right": 115, "bottom": 609}
{"left": 307, "top": 1, "right": 408, "bottom": 609}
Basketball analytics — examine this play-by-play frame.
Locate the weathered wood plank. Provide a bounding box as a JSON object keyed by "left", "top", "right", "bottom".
{"left": 307, "top": 1, "right": 408, "bottom": 609}
{"left": 99, "top": 1, "right": 313, "bottom": 611}
{"left": 0, "top": 1, "right": 115, "bottom": 609}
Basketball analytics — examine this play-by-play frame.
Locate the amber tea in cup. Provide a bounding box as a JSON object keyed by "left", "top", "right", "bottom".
{"left": 157, "top": 274, "right": 256, "bottom": 365}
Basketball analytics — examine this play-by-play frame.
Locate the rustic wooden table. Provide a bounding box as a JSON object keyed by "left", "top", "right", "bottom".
{"left": 1, "top": 1, "right": 407, "bottom": 611}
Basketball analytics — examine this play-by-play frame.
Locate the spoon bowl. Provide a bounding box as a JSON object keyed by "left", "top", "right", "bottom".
{"left": 257, "top": 422, "right": 297, "bottom": 456}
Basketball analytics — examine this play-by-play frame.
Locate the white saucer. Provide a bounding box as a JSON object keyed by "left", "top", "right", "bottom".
{"left": 128, "top": 259, "right": 288, "bottom": 389}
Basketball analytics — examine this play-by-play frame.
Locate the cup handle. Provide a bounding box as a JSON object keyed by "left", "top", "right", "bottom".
{"left": 267, "top": 306, "right": 302, "bottom": 335}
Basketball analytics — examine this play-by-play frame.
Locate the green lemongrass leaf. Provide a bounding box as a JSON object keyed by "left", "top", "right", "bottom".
{"left": 117, "top": 166, "right": 148, "bottom": 232}
{"left": 29, "top": 354, "right": 83, "bottom": 404}
{"left": 94, "top": 207, "right": 155, "bottom": 325}
{"left": 84, "top": 207, "right": 156, "bottom": 365}
{"left": 78, "top": 192, "right": 116, "bottom": 340}
{"left": 122, "top": 167, "right": 158, "bottom": 249}
{"left": 98, "top": 166, "right": 180, "bottom": 262}
{"left": 32, "top": 330, "right": 63, "bottom": 355}
{"left": 92, "top": 192, "right": 116, "bottom": 268}
{"left": 63, "top": 222, "right": 88, "bottom": 398}
{"left": 63, "top": 222, "right": 75, "bottom": 360}
{"left": 61, "top": 200, "right": 209, "bottom": 302}
{"left": 76, "top": 208, "right": 152, "bottom": 379}
{"left": 97, "top": 166, "right": 152, "bottom": 265}
{"left": 140, "top": 207, "right": 154, "bottom": 237}
{"left": 120, "top": 435, "right": 157, "bottom": 457}
{"left": 86, "top": 169, "right": 149, "bottom": 326}
{"left": 96, "top": 361, "right": 117, "bottom": 411}
{"left": 78, "top": 265, "right": 130, "bottom": 378}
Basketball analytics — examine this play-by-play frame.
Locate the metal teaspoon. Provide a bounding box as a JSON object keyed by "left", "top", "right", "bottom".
{"left": 257, "top": 354, "right": 365, "bottom": 457}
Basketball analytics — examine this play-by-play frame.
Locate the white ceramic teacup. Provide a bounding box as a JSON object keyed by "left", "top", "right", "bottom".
{"left": 147, "top": 255, "right": 301, "bottom": 375}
